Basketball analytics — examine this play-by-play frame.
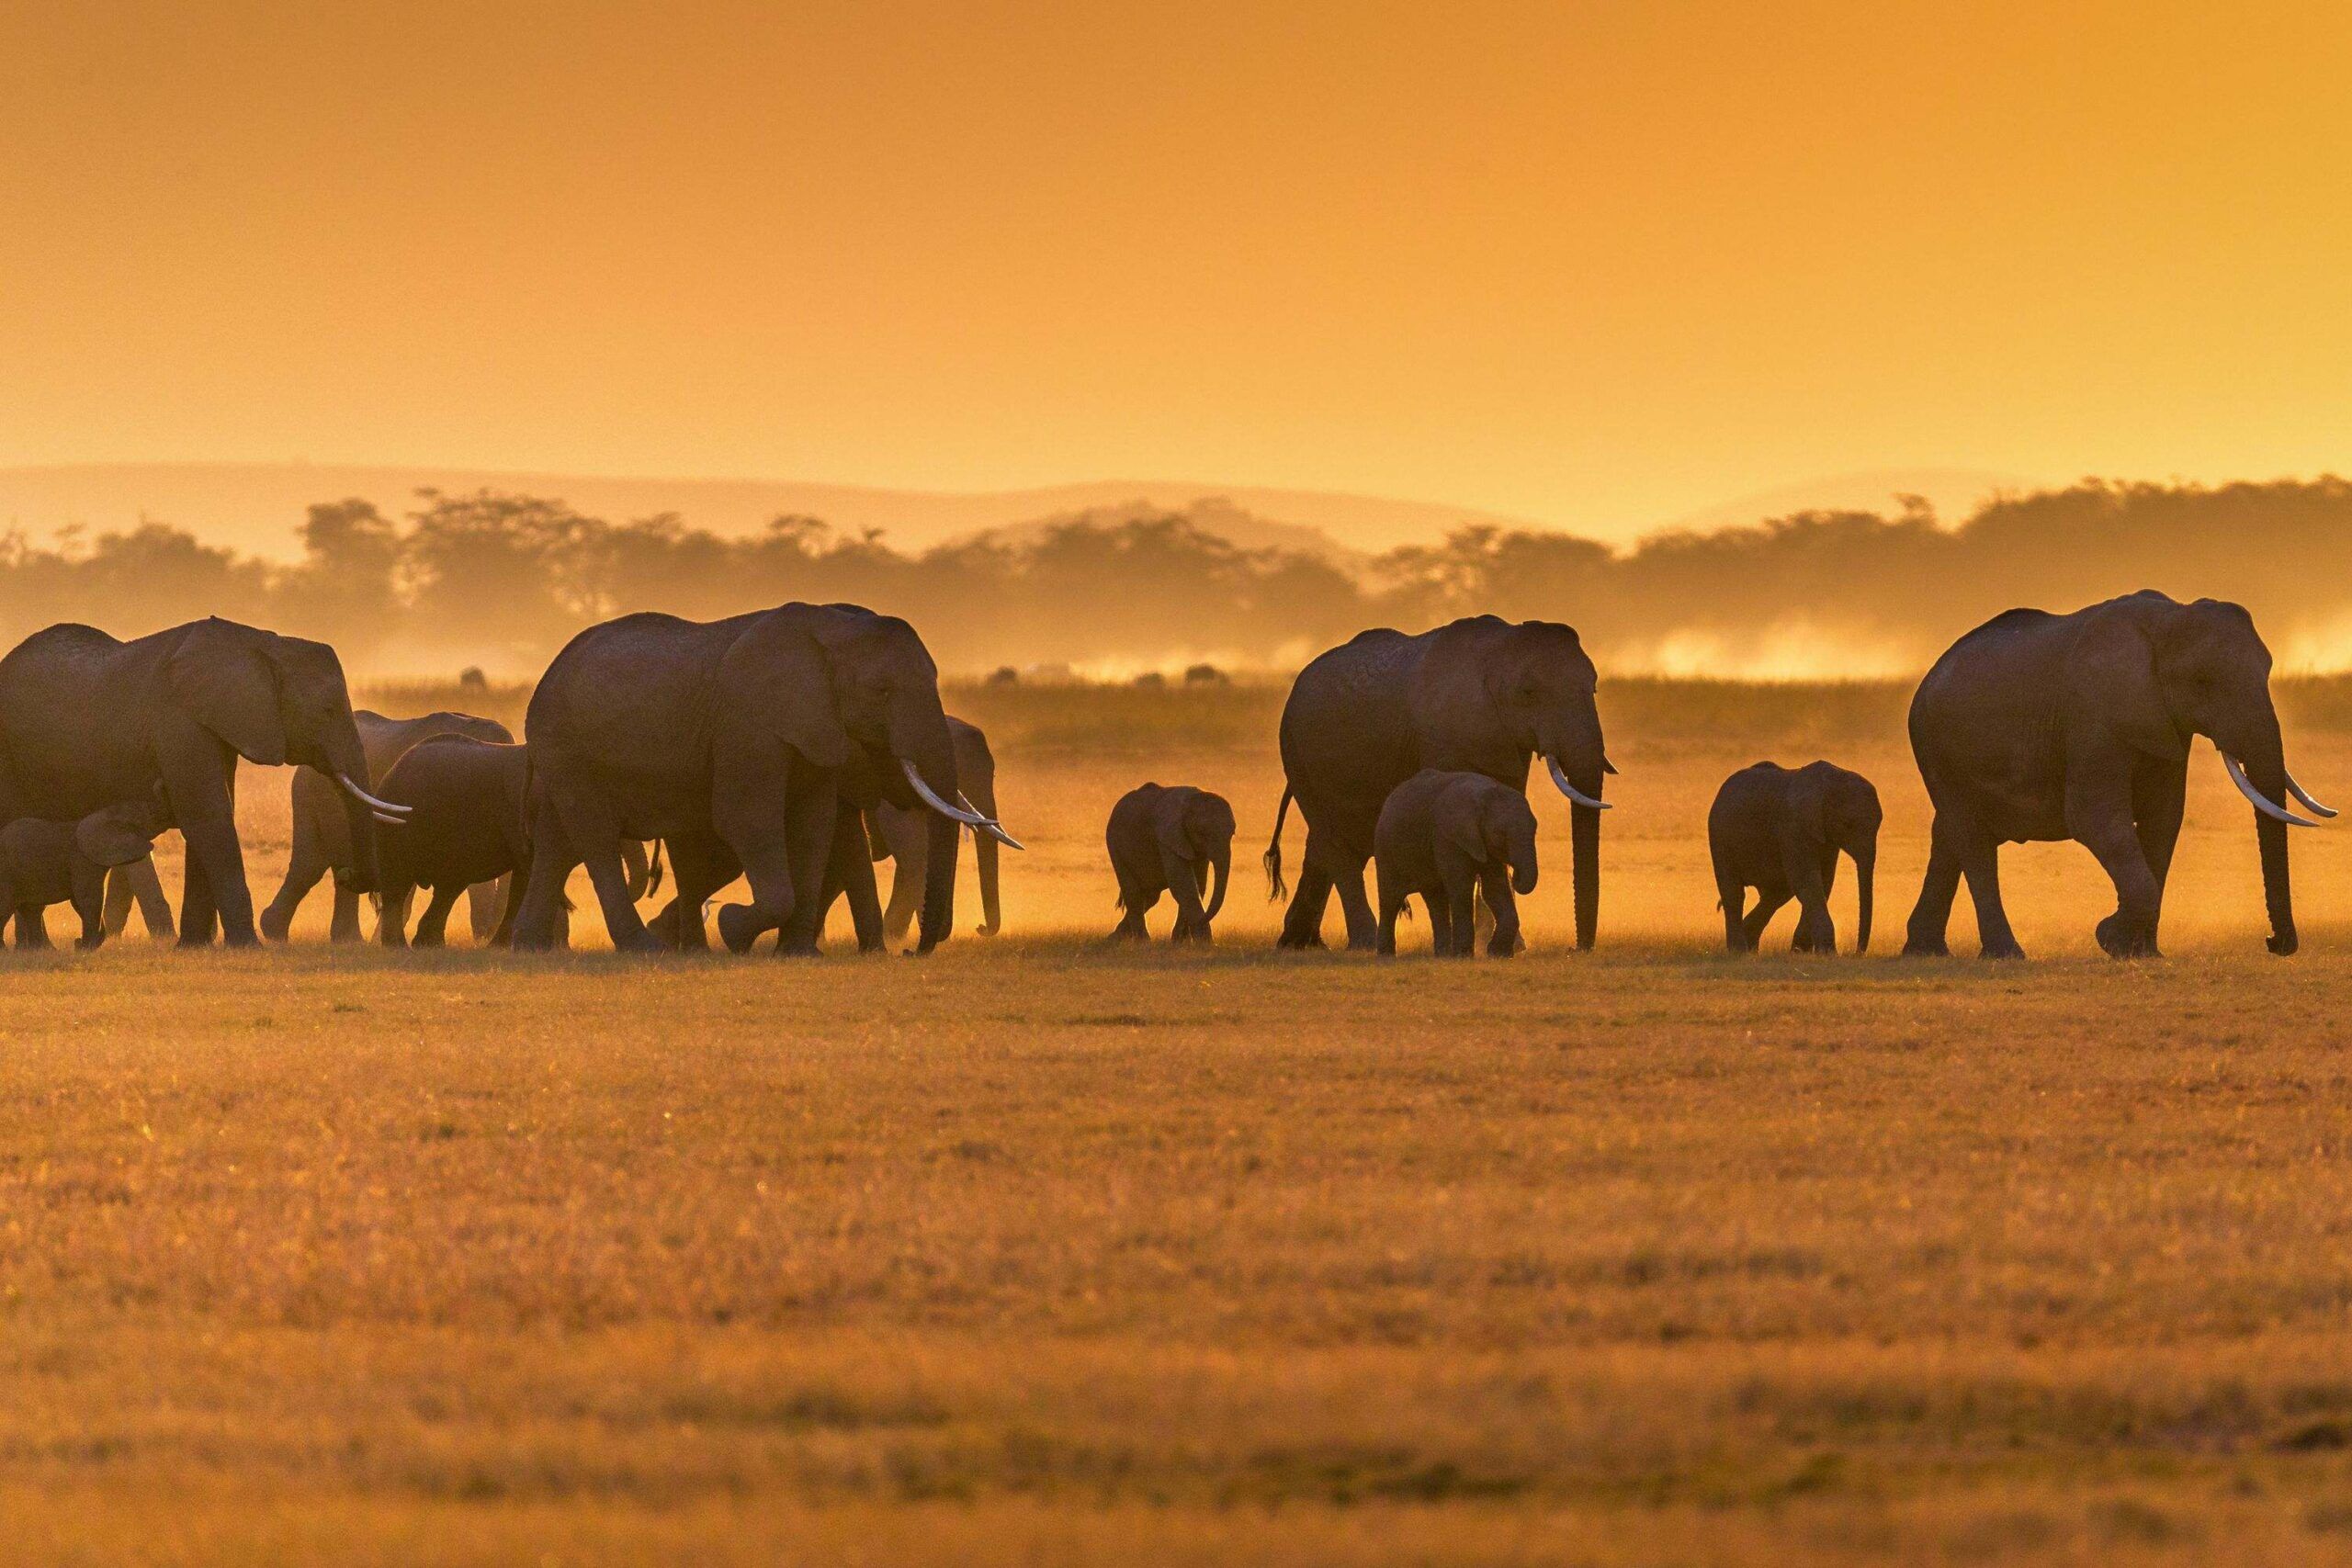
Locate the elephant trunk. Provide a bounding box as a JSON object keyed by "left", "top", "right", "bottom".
{"left": 323, "top": 725, "right": 382, "bottom": 896}
{"left": 1538, "top": 719, "right": 1607, "bottom": 951}
{"left": 2238, "top": 728, "right": 2298, "bottom": 955}
{"left": 1571, "top": 802, "right": 1600, "bottom": 950}
{"left": 1203, "top": 845, "right": 1230, "bottom": 922}
{"left": 892, "top": 705, "right": 961, "bottom": 953}
{"left": 975, "top": 829, "right": 1001, "bottom": 935}
{"left": 1852, "top": 840, "right": 1875, "bottom": 954}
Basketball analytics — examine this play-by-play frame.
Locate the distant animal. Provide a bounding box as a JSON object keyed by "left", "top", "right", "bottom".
{"left": 1374, "top": 769, "right": 1540, "bottom": 957}
{"left": 867, "top": 716, "right": 1004, "bottom": 942}
{"left": 371, "top": 735, "right": 544, "bottom": 948}
{"left": 262, "top": 709, "right": 514, "bottom": 943}
{"left": 1905, "top": 591, "right": 2325, "bottom": 959}
{"left": 1707, "top": 761, "right": 1881, "bottom": 954}
{"left": 521, "top": 604, "right": 1012, "bottom": 953}
{"left": 1106, "top": 784, "right": 1236, "bottom": 942}
{"left": 0, "top": 802, "right": 171, "bottom": 950}
{"left": 0, "top": 616, "right": 405, "bottom": 946}
{"left": 1266, "top": 616, "right": 1611, "bottom": 953}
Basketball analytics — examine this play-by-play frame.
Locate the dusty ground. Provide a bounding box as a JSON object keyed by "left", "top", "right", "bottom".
{"left": 6, "top": 680, "right": 2352, "bottom": 1563}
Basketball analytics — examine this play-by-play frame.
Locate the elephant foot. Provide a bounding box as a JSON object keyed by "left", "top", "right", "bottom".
{"left": 1274, "top": 930, "right": 1325, "bottom": 951}
{"left": 1977, "top": 940, "right": 2027, "bottom": 961}
{"left": 2095, "top": 913, "right": 2160, "bottom": 960}
{"left": 714, "top": 904, "right": 768, "bottom": 954}
{"left": 2268, "top": 931, "right": 2300, "bottom": 956}
{"left": 1900, "top": 932, "right": 1950, "bottom": 957}
{"left": 974, "top": 921, "right": 1001, "bottom": 937}
{"left": 258, "top": 907, "right": 293, "bottom": 942}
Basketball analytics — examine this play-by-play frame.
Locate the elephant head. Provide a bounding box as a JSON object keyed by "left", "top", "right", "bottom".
{"left": 1788, "top": 762, "right": 1881, "bottom": 953}
{"left": 70, "top": 798, "right": 168, "bottom": 916}
{"left": 1453, "top": 784, "right": 1541, "bottom": 897}
{"left": 1162, "top": 788, "right": 1236, "bottom": 922}
{"left": 2084, "top": 592, "right": 2325, "bottom": 955}
{"left": 792, "top": 604, "right": 1017, "bottom": 953}
{"left": 166, "top": 618, "right": 405, "bottom": 894}
{"left": 1481, "top": 621, "right": 1610, "bottom": 948}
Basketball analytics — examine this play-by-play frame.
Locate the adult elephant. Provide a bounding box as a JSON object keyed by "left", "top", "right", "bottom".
{"left": 514, "top": 603, "right": 1012, "bottom": 953}
{"left": 1904, "top": 591, "right": 2327, "bottom": 959}
{"left": 261, "top": 708, "right": 514, "bottom": 942}
{"left": 1264, "top": 615, "right": 1612, "bottom": 951}
{"left": 867, "top": 715, "right": 1004, "bottom": 942}
{"left": 0, "top": 617, "right": 405, "bottom": 946}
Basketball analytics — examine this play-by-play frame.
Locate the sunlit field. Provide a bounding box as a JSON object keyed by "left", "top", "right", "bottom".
{"left": 10, "top": 678, "right": 2352, "bottom": 1563}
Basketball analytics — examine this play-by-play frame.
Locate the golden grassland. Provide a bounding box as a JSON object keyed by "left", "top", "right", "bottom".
{"left": 10, "top": 678, "right": 2352, "bottom": 1563}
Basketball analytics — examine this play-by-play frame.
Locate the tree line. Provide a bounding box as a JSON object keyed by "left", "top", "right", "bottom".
{"left": 6, "top": 479, "right": 2350, "bottom": 678}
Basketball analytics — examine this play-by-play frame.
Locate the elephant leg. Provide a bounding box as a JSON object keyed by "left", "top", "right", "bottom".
{"left": 413, "top": 885, "right": 462, "bottom": 949}
{"left": 1482, "top": 876, "right": 1521, "bottom": 957}
{"left": 376, "top": 877, "right": 413, "bottom": 946}
{"left": 712, "top": 773, "right": 822, "bottom": 956}
{"left": 2132, "top": 763, "right": 2188, "bottom": 945}
{"left": 548, "top": 788, "right": 656, "bottom": 953}
{"left": 1902, "top": 814, "right": 1965, "bottom": 957}
{"left": 1742, "top": 886, "right": 1791, "bottom": 949}
{"left": 511, "top": 795, "right": 583, "bottom": 952}
{"left": 260, "top": 816, "right": 324, "bottom": 942}
{"left": 327, "top": 886, "right": 365, "bottom": 943}
{"left": 878, "top": 807, "right": 924, "bottom": 945}
{"left": 1957, "top": 830, "right": 2023, "bottom": 960}
{"left": 2074, "top": 781, "right": 2162, "bottom": 959}
{"left": 1111, "top": 883, "right": 1153, "bottom": 941}
{"left": 1442, "top": 865, "right": 1478, "bottom": 958}
{"left": 15, "top": 906, "right": 51, "bottom": 950}
{"left": 1374, "top": 864, "right": 1403, "bottom": 955}
{"left": 1792, "top": 850, "right": 1838, "bottom": 953}
{"left": 652, "top": 831, "right": 738, "bottom": 952}
{"left": 1276, "top": 829, "right": 1338, "bottom": 950}
{"left": 1423, "top": 888, "right": 1453, "bottom": 957}
{"left": 1335, "top": 861, "right": 1378, "bottom": 952}
{"left": 177, "top": 845, "right": 222, "bottom": 947}
{"left": 468, "top": 877, "right": 507, "bottom": 944}
{"left": 125, "top": 859, "right": 174, "bottom": 942}
{"left": 830, "top": 808, "right": 887, "bottom": 954}
{"left": 1715, "top": 860, "right": 1753, "bottom": 952}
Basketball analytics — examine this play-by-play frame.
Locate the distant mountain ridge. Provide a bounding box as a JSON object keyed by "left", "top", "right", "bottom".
{"left": 0, "top": 463, "right": 1540, "bottom": 561}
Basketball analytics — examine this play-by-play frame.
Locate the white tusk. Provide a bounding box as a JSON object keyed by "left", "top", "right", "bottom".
{"left": 2285, "top": 770, "right": 2337, "bottom": 818}
{"left": 338, "top": 773, "right": 412, "bottom": 817}
{"left": 369, "top": 810, "right": 406, "bottom": 827}
{"left": 1545, "top": 754, "right": 1612, "bottom": 811}
{"left": 902, "top": 759, "right": 989, "bottom": 826}
{"left": 2223, "top": 753, "right": 2321, "bottom": 828}
{"left": 958, "top": 792, "right": 1027, "bottom": 851}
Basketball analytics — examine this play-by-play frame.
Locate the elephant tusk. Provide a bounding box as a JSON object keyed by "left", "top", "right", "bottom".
{"left": 1544, "top": 754, "right": 1612, "bottom": 811}
{"left": 902, "top": 759, "right": 991, "bottom": 826}
{"left": 338, "top": 773, "right": 412, "bottom": 818}
{"left": 957, "top": 791, "right": 1026, "bottom": 851}
{"left": 369, "top": 809, "right": 406, "bottom": 827}
{"left": 2223, "top": 753, "right": 2321, "bottom": 828}
{"left": 2285, "top": 770, "right": 2338, "bottom": 819}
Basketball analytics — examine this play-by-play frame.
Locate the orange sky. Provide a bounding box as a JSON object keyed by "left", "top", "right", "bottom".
{"left": 3, "top": 1, "right": 2348, "bottom": 538}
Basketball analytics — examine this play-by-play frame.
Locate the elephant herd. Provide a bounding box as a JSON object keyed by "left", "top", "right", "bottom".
{"left": 0, "top": 588, "right": 2319, "bottom": 964}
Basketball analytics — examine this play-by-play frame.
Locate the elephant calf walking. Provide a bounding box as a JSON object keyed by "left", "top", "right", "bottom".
{"left": 1374, "top": 769, "right": 1538, "bottom": 957}
{"left": 0, "top": 804, "right": 170, "bottom": 950}
{"left": 1707, "top": 761, "right": 1880, "bottom": 955}
{"left": 1106, "top": 784, "right": 1234, "bottom": 942}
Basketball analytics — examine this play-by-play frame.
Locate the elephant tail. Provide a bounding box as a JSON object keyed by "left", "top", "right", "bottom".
{"left": 1263, "top": 786, "right": 1294, "bottom": 902}
{"left": 644, "top": 840, "right": 666, "bottom": 899}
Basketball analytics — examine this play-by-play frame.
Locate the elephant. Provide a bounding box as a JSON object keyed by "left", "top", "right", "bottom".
{"left": 1903, "top": 591, "right": 2326, "bottom": 960}
{"left": 1105, "top": 784, "right": 1234, "bottom": 942}
{"left": 100, "top": 859, "right": 176, "bottom": 942}
{"left": 1374, "top": 769, "right": 1539, "bottom": 957}
{"left": 261, "top": 708, "right": 514, "bottom": 943}
{"left": 371, "top": 735, "right": 542, "bottom": 948}
{"left": 1264, "top": 615, "right": 1611, "bottom": 952}
{"left": 1707, "top": 761, "right": 1880, "bottom": 955}
{"left": 515, "top": 603, "right": 1015, "bottom": 954}
{"left": 868, "top": 716, "right": 1004, "bottom": 942}
{"left": 0, "top": 617, "right": 406, "bottom": 946}
{"left": 0, "top": 802, "right": 170, "bottom": 950}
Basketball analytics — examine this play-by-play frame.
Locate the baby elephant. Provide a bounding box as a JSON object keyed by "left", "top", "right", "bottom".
{"left": 1708, "top": 760, "right": 1882, "bottom": 954}
{"left": 1374, "top": 769, "right": 1539, "bottom": 957}
{"left": 0, "top": 803, "right": 169, "bottom": 951}
{"left": 374, "top": 734, "right": 544, "bottom": 947}
{"left": 1106, "top": 784, "right": 1236, "bottom": 942}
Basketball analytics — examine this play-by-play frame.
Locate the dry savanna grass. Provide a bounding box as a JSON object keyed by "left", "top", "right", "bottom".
{"left": 8, "top": 677, "right": 2352, "bottom": 1563}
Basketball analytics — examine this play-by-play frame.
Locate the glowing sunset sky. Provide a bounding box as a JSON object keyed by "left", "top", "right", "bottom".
{"left": 3, "top": 1, "right": 2347, "bottom": 537}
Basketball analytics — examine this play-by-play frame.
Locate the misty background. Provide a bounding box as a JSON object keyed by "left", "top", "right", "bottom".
{"left": 1, "top": 478, "right": 2346, "bottom": 682}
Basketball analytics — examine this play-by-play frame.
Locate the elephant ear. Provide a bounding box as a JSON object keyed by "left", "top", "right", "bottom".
{"left": 2071, "top": 609, "right": 2188, "bottom": 762}
{"left": 1442, "top": 786, "right": 1490, "bottom": 865}
{"left": 167, "top": 620, "right": 287, "bottom": 765}
{"left": 736, "top": 614, "right": 849, "bottom": 770}
{"left": 74, "top": 807, "right": 157, "bottom": 869}
{"left": 1155, "top": 791, "right": 1196, "bottom": 863}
